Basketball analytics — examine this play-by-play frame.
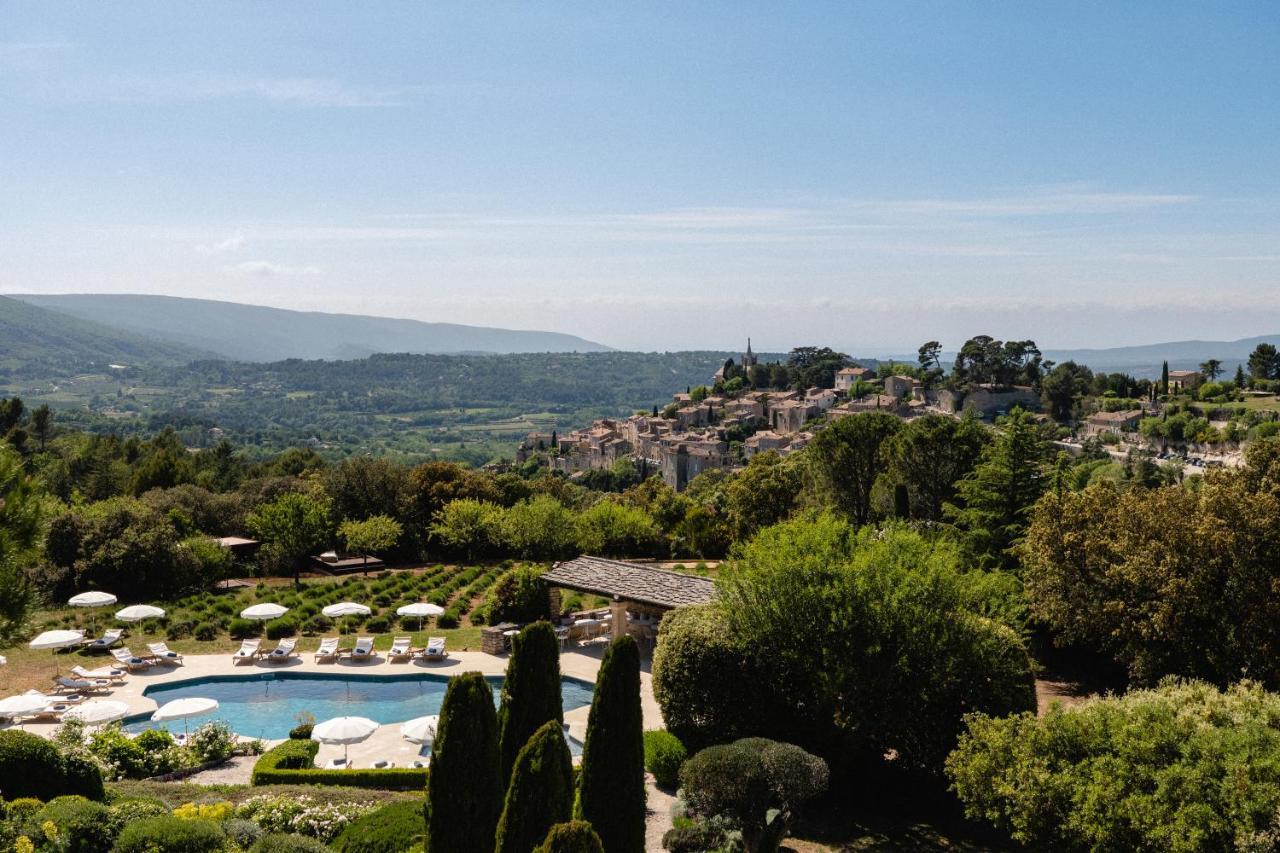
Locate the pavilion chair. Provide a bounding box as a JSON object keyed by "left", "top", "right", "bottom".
{"left": 419, "top": 636, "right": 448, "bottom": 661}
{"left": 72, "top": 664, "right": 127, "bottom": 683}
{"left": 314, "top": 637, "right": 340, "bottom": 663}
{"left": 387, "top": 637, "right": 414, "bottom": 663}
{"left": 83, "top": 628, "right": 124, "bottom": 653}
{"left": 146, "top": 642, "right": 184, "bottom": 665}
{"left": 348, "top": 636, "right": 377, "bottom": 662}
{"left": 264, "top": 637, "right": 298, "bottom": 663}
{"left": 112, "top": 647, "right": 155, "bottom": 671}
{"left": 231, "top": 639, "right": 261, "bottom": 665}
{"left": 53, "top": 675, "right": 111, "bottom": 695}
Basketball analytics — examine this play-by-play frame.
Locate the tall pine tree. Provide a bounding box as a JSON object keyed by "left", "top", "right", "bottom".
{"left": 495, "top": 720, "right": 574, "bottom": 853}
{"left": 426, "top": 671, "right": 503, "bottom": 853}
{"left": 498, "top": 621, "right": 563, "bottom": 783}
{"left": 577, "top": 635, "right": 645, "bottom": 853}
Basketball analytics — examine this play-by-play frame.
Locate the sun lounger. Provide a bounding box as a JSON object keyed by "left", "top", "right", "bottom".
{"left": 314, "top": 637, "right": 340, "bottom": 663}
{"left": 24, "top": 701, "right": 81, "bottom": 723}
{"left": 265, "top": 637, "right": 298, "bottom": 662}
{"left": 53, "top": 675, "right": 111, "bottom": 695}
{"left": 419, "top": 637, "right": 448, "bottom": 661}
{"left": 349, "top": 636, "right": 376, "bottom": 661}
{"left": 72, "top": 665, "right": 127, "bottom": 683}
{"left": 146, "top": 642, "right": 184, "bottom": 664}
{"left": 324, "top": 757, "right": 350, "bottom": 769}
{"left": 83, "top": 628, "right": 124, "bottom": 652}
{"left": 411, "top": 759, "right": 429, "bottom": 769}
{"left": 111, "top": 647, "right": 155, "bottom": 671}
{"left": 370, "top": 759, "right": 395, "bottom": 769}
{"left": 231, "top": 639, "right": 261, "bottom": 665}
{"left": 387, "top": 637, "right": 413, "bottom": 662}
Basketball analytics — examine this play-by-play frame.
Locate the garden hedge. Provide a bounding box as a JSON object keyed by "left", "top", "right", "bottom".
{"left": 333, "top": 800, "right": 426, "bottom": 853}
{"left": 112, "top": 816, "right": 226, "bottom": 853}
{"left": 251, "top": 738, "right": 428, "bottom": 790}
{"left": 0, "top": 729, "right": 104, "bottom": 801}
{"left": 643, "top": 730, "right": 687, "bottom": 790}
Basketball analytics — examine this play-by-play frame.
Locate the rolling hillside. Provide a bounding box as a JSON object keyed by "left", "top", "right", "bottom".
{"left": 1042, "top": 335, "right": 1280, "bottom": 376}
{"left": 12, "top": 294, "right": 612, "bottom": 362}
{"left": 0, "top": 296, "right": 211, "bottom": 376}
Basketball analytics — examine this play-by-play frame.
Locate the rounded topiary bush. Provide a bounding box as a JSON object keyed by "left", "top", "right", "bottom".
{"left": 0, "top": 729, "right": 100, "bottom": 802}
{"left": 536, "top": 821, "right": 604, "bottom": 853}
{"left": 60, "top": 752, "right": 106, "bottom": 801}
{"left": 251, "top": 834, "right": 332, "bottom": 853}
{"left": 265, "top": 617, "right": 298, "bottom": 640}
{"left": 644, "top": 729, "right": 687, "bottom": 789}
{"left": 112, "top": 816, "right": 226, "bottom": 853}
{"left": 333, "top": 800, "right": 425, "bottom": 853}
{"left": 36, "top": 795, "right": 120, "bottom": 853}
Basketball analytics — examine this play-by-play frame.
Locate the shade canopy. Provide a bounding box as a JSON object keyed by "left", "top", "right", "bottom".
{"left": 396, "top": 602, "right": 444, "bottom": 618}
{"left": 115, "top": 604, "right": 165, "bottom": 622}
{"left": 0, "top": 692, "right": 54, "bottom": 716}
{"left": 312, "top": 715, "right": 379, "bottom": 745}
{"left": 399, "top": 715, "right": 439, "bottom": 744}
{"left": 152, "top": 697, "right": 219, "bottom": 722}
{"left": 68, "top": 591, "right": 118, "bottom": 608}
{"left": 65, "top": 700, "right": 130, "bottom": 726}
{"left": 322, "top": 602, "right": 371, "bottom": 619}
{"left": 28, "top": 629, "right": 85, "bottom": 650}
{"left": 240, "top": 603, "right": 289, "bottom": 621}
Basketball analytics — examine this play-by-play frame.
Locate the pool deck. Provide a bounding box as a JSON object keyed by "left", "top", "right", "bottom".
{"left": 15, "top": 646, "right": 662, "bottom": 771}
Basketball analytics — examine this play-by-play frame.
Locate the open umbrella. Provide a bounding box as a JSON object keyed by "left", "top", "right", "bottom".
{"left": 240, "top": 603, "right": 289, "bottom": 621}
{"left": 399, "top": 714, "right": 439, "bottom": 745}
{"left": 115, "top": 604, "right": 165, "bottom": 637}
{"left": 322, "top": 602, "right": 371, "bottom": 643}
{"left": 0, "top": 691, "right": 55, "bottom": 725}
{"left": 64, "top": 699, "right": 130, "bottom": 728}
{"left": 29, "top": 629, "right": 85, "bottom": 673}
{"left": 68, "top": 591, "right": 118, "bottom": 635}
{"left": 152, "top": 697, "right": 219, "bottom": 737}
{"left": 396, "top": 602, "right": 444, "bottom": 632}
{"left": 312, "top": 715, "right": 379, "bottom": 764}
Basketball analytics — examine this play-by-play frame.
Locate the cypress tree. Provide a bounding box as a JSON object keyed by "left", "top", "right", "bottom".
{"left": 498, "top": 621, "right": 564, "bottom": 783}
{"left": 577, "top": 635, "right": 646, "bottom": 853}
{"left": 1161, "top": 360, "right": 1170, "bottom": 396}
{"left": 426, "top": 671, "right": 502, "bottom": 853}
{"left": 495, "top": 720, "right": 574, "bottom": 853}
{"left": 536, "top": 822, "right": 605, "bottom": 853}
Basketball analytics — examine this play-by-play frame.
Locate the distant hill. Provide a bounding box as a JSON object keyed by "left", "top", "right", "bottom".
{"left": 1042, "top": 335, "right": 1280, "bottom": 377}
{"left": 0, "top": 295, "right": 212, "bottom": 376}
{"left": 11, "top": 294, "right": 612, "bottom": 362}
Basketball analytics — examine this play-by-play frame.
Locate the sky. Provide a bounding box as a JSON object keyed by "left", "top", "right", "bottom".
{"left": 1, "top": 3, "right": 1278, "bottom": 354}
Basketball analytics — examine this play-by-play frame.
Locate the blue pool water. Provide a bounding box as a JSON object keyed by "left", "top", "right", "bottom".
{"left": 123, "top": 671, "right": 594, "bottom": 741}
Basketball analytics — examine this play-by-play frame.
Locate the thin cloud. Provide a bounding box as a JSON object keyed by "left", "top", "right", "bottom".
{"left": 95, "top": 73, "right": 415, "bottom": 107}
{"left": 196, "top": 233, "right": 246, "bottom": 255}
{"left": 226, "top": 260, "right": 321, "bottom": 277}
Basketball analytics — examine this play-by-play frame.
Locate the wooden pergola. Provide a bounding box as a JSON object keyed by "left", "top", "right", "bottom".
{"left": 543, "top": 555, "right": 715, "bottom": 647}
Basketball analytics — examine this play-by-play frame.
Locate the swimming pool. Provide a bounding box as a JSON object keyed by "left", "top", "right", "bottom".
{"left": 123, "top": 671, "right": 594, "bottom": 741}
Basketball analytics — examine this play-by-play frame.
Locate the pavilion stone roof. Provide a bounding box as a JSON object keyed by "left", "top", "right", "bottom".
{"left": 544, "top": 556, "right": 716, "bottom": 610}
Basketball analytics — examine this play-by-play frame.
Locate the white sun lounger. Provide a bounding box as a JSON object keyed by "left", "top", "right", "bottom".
{"left": 265, "top": 637, "right": 298, "bottom": 662}
{"left": 112, "top": 647, "right": 154, "bottom": 671}
{"left": 419, "top": 637, "right": 448, "bottom": 661}
{"left": 146, "top": 642, "right": 184, "bottom": 664}
{"left": 387, "top": 637, "right": 413, "bottom": 662}
{"left": 83, "top": 628, "right": 124, "bottom": 652}
{"left": 314, "top": 637, "right": 340, "bottom": 662}
{"left": 72, "top": 665, "right": 126, "bottom": 683}
{"left": 348, "top": 636, "right": 376, "bottom": 661}
{"left": 53, "top": 675, "right": 110, "bottom": 695}
{"left": 231, "top": 639, "right": 261, "bottom": 665}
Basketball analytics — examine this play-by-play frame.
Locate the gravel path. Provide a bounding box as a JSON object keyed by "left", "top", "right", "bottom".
{"left": 646, "top": 773, "right": 678, "bottom": 853}
{"left": 181, "top": 755, "right": 257, "bottom": 785}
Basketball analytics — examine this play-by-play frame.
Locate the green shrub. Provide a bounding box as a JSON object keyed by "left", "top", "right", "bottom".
{"left": 427, "top": 671, "right": 503, "bottom": 853}
{"left": 193, "top": 621, "right": 219, "bottom": 641}
{"left": 265, "top": 617, "right": 298, "bottom": 640}
{"left": 251, "top": 833, "right": 332, "bottom": 853}
{"left": 333, "top": 800, "right": 425, "bottom": 853}
{"left": 436, "top": 608, "right": 460, "bottom": 629}
{"left": 289, "top": 723, "right": 314, "bottom": 740}
{"left": 495, "top": 720, "right": 574, "bottom": 853}
{"left": 303, "top": 614, "right": 333, "bottom": 635}
{"left": 0, "top": 729, "right": 102, "bottom": 801}
{"left": 947, "top": 680, "right": 1280, "bottom": 851}
{"left": 36, "top": 795, "right": 120, "bottom": 853}
{"left": 112, "top": 816, "right": 226, "bottom": 853}
{"left": 644, "top": 730, "right": 687, "bottom": 789}
{"left": 6, "top": 798, "right": 43, "bottom": 823}
{"left": 536, "top": 821, "right": 605, "bottom": 853}
{"left": 108, "top": 798, "right": 170, "bottom": 824}
{"left": 579, "top": 635, "right": 645, "bottom": 853}
{"left": 223, "top": 818, "right": 264, "bottom": 849}
{"left": 229, "top": 617, "right": 261, "bottom": 639}
{"left": 498, "top": 621, "right": 563, "bottom": 782}
{"left": 251, "top": 739, "right": 427, "bottom": 790}
{"left": 134, "top": 728, "right": 176, "bottom": 753}
{"left": 189, "top": 720, "right": 236, "bottom": 764}
{"left": 485, "top": 565, "right": 549, "bottom": 624}
{"left": 364, "top": 614, "right": 390, "bottom": 633}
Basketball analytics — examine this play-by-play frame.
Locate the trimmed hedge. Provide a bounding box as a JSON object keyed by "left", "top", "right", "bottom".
{"left": 251, "top": 738, "right": 428, "bottom": 790}
{"left": 333, "top": 800, "right": 425, "bottom": 853}
{"left": 643, "top": 730, "right": 687, "bottom": 790}
{"left": 112, "top": 816, "right": 226, "bottom": 853}
{"left": 0, "top": 729, "right": 104, "bottom": 801}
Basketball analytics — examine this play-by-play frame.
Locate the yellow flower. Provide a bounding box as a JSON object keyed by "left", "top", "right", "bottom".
{"left": 15, "top": 837, "right": 36, "bottom": 853}
{"left": 41, "top": 820, "right": 59, "bottom": 842}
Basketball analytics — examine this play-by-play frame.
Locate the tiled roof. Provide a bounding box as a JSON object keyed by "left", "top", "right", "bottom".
{"left": 544, "top": 556, "right": 716, "bottom": 609}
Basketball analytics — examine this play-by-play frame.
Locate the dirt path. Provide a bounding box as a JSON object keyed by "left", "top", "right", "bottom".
{"left": 646, "top": 774, "right": 678, "bottom": 853}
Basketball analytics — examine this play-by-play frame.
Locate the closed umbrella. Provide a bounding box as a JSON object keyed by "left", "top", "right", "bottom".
{"left": 322, "top": 602, "right": 371, "bottom": 642}
{"left": 29, "top": 629, "right": 85, "bottom": 673}
{"left": 396, "top": 602, "right": 444, "bottom": 632}
{"left": 313, "top": 715, "right": 379, "bottom": 764}
{"left": 69, "top": 591, "right": 118, "bottom": 635}
{"left": 152, "top": 697, "right": 219, "bottom": 737}
{"left": 399, "top": 714, "right": 439, "bottom": 745}
{"left": 240, "top": 603, "right": 289, "bottom": 621}
{"left": 64, "top": 699, "right": 130, "bottom": 728}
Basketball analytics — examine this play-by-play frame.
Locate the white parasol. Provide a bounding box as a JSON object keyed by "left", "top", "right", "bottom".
{"left": 312, "top": 715, "right": 379, "bottom": 763}
{"left": 322, "top": 602, "right": 371, "bottom": 641}
{"left": 399, "top": 714, "right": 439, "bottom": 745}
{"left": 68, "top": 591, "right": 118, "bottom": 635}
{"left": 64, "top": 699, "right": 130, "bottom": 727}
{"left": 240, "top": 603, "right": 289, "bottom": 621}
{"left": 152, "top": 696, "right": 219, "bottom": 736}
{"left": 396, "top": 602, "right": 444, "bottom": 631}
{"left": 29, "top": 629, "right": 85, "bottom": 673}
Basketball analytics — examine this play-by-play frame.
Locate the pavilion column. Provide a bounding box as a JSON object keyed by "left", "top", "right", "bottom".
{"left": 610, "top": 596, "right": 627, "bottom": 639}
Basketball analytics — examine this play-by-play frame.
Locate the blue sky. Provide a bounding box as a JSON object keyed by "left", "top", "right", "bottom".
{"left": 1, "top": 3, "right": 1277, "bottom": 353}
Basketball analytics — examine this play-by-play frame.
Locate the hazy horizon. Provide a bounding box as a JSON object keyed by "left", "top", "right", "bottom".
{"left": 3, "top": 3, "right": 1277, "bottom": 352}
